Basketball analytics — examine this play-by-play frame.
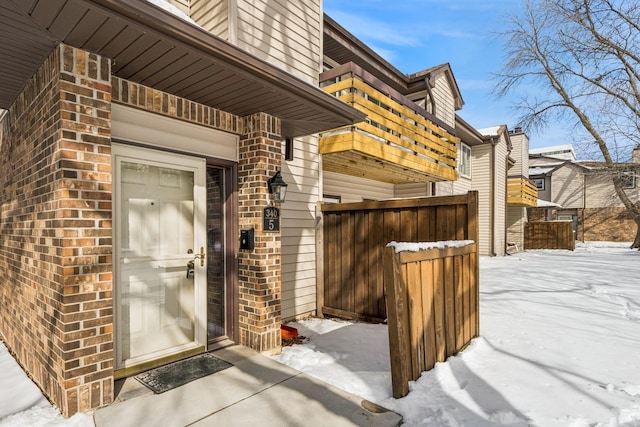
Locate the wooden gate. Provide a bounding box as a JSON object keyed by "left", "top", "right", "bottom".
{"left": 319, "top": 191, "right": 479, "bottom": 321}
{"left": 384, "top": 242, "right": 479, "bottom": 397}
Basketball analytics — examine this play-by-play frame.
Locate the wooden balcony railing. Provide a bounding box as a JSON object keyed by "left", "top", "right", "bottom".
{"left": 319, "top": 63, "right": 459, "bottom": 183}
{"left": 507, "top": 176, "right": 538, "bottom": 207}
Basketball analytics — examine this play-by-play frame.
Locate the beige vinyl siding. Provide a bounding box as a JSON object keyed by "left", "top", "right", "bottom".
{"left": 281, "top": 136, "right": 321, "bottom": 320}
{"left": 394, "top": 183, "right": 431, "bottom": 198}
{"left": 191, "top": 0, "right": 229, "bottom": 38}
{"left": 509, "top": 133, "right": 529, "bottom": 176}
{"left": 551, "top": 165, "right": 585, "bottom": 208}
{"left": 453, "top": 176, "right": 472, "bottom": 194}
{"left": 585, "top": 171, "right": 640, "bottom": 208}
{"left": 432, "top": 74, "right": 456, "bottom": 128}
{"left": 434, "top": 177, "right": 471, "bottom": 197}
{"left": 507, "top": 206, "right": 526, "bottom": 249}
{"left": 235, "top": 0, "right": 322, "bottom": 84}
{"left": 434, "top": 180, "right": 454, "bottom": 196}
{"left": 166, "top": 0, "right": 190, "bottom": 15}
{"left": 323, "top": 171, "right": 395, "bottom": 203}
{"left": 472, "top": 144, "right": 492, "bottom": 255}
{"left": 493, "top": 135, "right": 508, "bottom": 256}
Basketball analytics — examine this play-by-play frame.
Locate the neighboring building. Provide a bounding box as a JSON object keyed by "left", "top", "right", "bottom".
{"left": 529, "top": 145, "right": 640, "bottom": 241}
{"left": 437, "top": 122, "right": 536, "bottom": 256}
{"left": 529, "top": 144, "right": 577, "bottom": 161}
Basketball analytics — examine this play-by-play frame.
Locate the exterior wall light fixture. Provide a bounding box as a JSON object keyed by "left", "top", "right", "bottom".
{"left": 268, "top": 171, "right": 288, "bottom": 203}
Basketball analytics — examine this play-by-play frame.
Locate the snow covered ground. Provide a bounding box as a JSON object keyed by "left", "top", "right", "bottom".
{"left": 1, "top": 242, "right": 639, "bottom": 426}
{"left": 0, "top": 343, "right": 93, "bottom": 426}
{"left": 274, "top": 242, "right": 640, "bottom": 426}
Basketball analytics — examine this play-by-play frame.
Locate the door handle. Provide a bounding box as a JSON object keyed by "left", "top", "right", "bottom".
{"left": 187, "top": 247, "right": 206, "bottom": 267}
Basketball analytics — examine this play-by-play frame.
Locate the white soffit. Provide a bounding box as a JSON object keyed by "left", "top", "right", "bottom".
{"left": 112, "top": 104, "right": 239, "bottom": 162}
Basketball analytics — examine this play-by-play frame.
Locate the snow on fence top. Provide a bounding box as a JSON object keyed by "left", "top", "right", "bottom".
{"left": 386, "top": 240, "right": 475, "bottom": 253}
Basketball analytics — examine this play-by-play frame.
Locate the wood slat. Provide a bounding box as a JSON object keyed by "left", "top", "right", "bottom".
{"left": 444, "top": 256, "right": 456, "bottom": 357}
{"left": 320, "top": 132, "right": 458, "bottom": 182}
{"left": 344, "top": 94, "right": 458, "bottom": 162}
{"left": 355, "top": 211, "right": 367, "bottom": 315}
{"left": 384, "top": 246, "right": 411, "bottom": 398}
{"left": 406, "top": 261, "right": 423, "bottom": 377}
{"left": 432, "top": 257, "right": 446, "bottom": 363}
{"left": 421, "top": 260, "right": 436, "bottom": 370}
{"left": 462, "top": 253, "right": 471, "bottom": 343}
{"left": 454, "top": 255, "right": 464, "bottom": 350}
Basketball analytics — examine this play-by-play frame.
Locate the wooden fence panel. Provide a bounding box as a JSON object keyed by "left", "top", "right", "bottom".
{"left": 525, "top": 221, "right": 575, "bottom": 251}
{"left": 384, "top": 243, "right": 480, "bottom": 398}
{"left": 320, "top": 192, "right": 479, "bottom": 321}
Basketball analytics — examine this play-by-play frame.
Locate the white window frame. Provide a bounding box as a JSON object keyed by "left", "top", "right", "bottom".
{"left": 621, "top": 172, "right": 636, "bottom": 189}
{"left": 458, "top": 143, "right": 471, "bottom": 178}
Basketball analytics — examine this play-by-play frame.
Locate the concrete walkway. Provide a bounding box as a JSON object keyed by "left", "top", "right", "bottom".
{"left": 94, "top": 345, "right": 402, "bottom": 427}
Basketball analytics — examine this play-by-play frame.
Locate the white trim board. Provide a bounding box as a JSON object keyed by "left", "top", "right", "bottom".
{"left": 112, "top": 104, "right": 239, "bottom": 161}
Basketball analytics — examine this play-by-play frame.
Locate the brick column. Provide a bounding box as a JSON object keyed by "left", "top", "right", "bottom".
{"left": 0, "top": 44, "right": 113, "bottom": 417}
{"left": 56, "top": 44, "right": 114, "bottom": 416}
{"left": 238, "top": 113, "right": 283, "bottom": 354}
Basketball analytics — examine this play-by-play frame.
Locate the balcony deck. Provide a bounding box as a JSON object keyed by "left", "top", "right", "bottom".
{"left": 320, "top": 63, "right": 459, "bottom": 183}
{"left": 507, "top": 176, "right": 538, "bottom": 207}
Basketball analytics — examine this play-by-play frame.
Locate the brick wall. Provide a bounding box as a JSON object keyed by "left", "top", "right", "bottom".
{"left": 583, "top": 207, "right": 636, "bottom": 242}
{"left": 0, "top": 44, "right": 113, "bottom": 416}
{"left": 237, "top": 113, "right": 283, "bottom": 354}
{"left": 111, "top": 77, "right": 242, "bottom": 135}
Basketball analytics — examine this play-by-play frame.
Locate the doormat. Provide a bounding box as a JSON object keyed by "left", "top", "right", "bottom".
{"left": 135, "top": 353, "right": 233, "bottom": 394}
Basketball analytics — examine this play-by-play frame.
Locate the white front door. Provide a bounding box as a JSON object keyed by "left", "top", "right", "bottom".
{"left": 113, "top": 144, "right": 207, "bottom": 372}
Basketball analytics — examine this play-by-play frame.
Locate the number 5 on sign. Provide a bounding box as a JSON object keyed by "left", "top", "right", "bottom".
{"left": 263, "top": 207, "right": 280, "bottom": 232}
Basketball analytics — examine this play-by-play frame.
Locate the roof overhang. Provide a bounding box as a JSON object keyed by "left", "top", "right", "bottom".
{"left": 455, "top": 115, "right": 484, "bottom": 146}
{"left": 0, "top": 0, "right": 365, "bottom": 138}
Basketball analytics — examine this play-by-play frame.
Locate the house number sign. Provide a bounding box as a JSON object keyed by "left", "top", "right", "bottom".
{"left": 263, "top": 206, "right": 280, "bottom": 232}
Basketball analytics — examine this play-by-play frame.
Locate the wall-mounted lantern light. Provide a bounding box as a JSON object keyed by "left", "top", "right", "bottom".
{"left": 268, "top": 171, "right": 288, "bottom": 203}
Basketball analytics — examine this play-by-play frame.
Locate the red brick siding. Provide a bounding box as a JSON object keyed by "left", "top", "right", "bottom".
{"left": 0, "top": 44, "right": 113, "bottom": 416}
{"left": 583, "top": 207, "right": 636, "bottom": 242}
{"left": 111, "top": 77, "right": 242, "bottom": 135}
{"left": 237, "top": 113, "right": 282, "bottom": 354}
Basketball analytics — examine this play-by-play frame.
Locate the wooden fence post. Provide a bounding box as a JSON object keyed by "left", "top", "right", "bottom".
{"left": 383, "top": 246, "right": 411, "bottom": 398}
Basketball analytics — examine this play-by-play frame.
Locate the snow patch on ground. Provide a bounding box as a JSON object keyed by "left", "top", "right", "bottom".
{"left": 276, "top": 243, "right": 640, "bottom": 426}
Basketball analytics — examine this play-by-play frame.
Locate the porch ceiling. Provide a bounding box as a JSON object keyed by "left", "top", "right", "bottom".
{"left": 0, "top": 0, "right": 365, "bottom": 138}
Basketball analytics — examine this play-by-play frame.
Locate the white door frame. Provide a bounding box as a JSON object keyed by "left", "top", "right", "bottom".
{"left": 112, "top": 143, "right": 207, "bottom": 372}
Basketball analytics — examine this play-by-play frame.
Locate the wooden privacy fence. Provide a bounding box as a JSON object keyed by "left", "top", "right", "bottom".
{"left": 525, "top": 221, "right": 575, "bottom": 250}
{"left": 384, "top": 242, "right": 479, "bottom": 398}
{"left": 320, "top": 192, "right": 479, "bottom": 321}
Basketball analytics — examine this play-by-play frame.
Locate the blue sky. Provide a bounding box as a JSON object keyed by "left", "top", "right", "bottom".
{"left": 323, "top": 0, "right": 566, "bottom": 149}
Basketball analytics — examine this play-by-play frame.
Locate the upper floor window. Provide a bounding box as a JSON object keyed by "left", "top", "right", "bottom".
{"left": 621, "top": 172, "right": 636, "bottom": 189}
{"left": 458, "top": 143, "right": 471, "bottom": 177}
{"left": 532, "top": 178, "right": 545, "bottom": 190}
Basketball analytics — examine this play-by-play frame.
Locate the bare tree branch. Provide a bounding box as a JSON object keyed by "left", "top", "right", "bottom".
{"left": 495, "top": 0, "right": 640, "bottom": 248}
